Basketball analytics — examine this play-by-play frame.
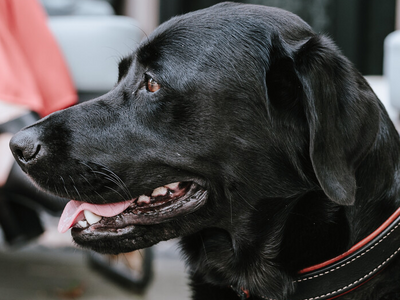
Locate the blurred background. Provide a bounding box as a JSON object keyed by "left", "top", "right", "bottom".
{"left": 113, "top": 0, "right": 400, "bottom": 75}
{"left": 158, "top": 0, "right": 399, "bottom": 76}
{"left": 0, "top": 0, "right": 400, "bottom": 299}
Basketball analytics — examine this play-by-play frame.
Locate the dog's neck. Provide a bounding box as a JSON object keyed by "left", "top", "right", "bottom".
{"left": 344, "top": 120, "right": 400, "bottom": 246}
{"left": 279, "top": 119, "right": 400, "bottom": 297}
{"left": 281, "top": 115, "right": 400, "bottom": 268}
{"left": 232, "top": 206, "right": 400, "bottom": 300}
{"left": 184, "top": 188, "right": 400, "bottom": 299}
{"left": 182, "top": 116, "right": 400, "bottom": 299}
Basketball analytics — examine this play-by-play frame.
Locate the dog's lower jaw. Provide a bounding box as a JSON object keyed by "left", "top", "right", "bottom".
{"left": 70, "top": 197, "right": 218, "bottom": 254}
{"left": 67, "top": 183, "right": 209, "bottom": 252}
{"left": 71, "top": 224, "right": 179, "bottom": 254}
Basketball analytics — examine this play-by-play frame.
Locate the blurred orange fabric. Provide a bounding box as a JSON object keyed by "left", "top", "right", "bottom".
{"left": 0, "top": 0, "right": 77, "bottom": 116}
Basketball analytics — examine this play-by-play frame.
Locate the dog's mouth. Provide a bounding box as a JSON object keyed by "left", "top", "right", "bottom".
{"left": 58, "top": 181, "right": 208, "bottom": 234}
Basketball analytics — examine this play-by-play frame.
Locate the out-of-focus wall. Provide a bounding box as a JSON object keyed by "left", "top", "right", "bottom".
{"left": 123, "top": 0, "right": 160, "bottom": 36}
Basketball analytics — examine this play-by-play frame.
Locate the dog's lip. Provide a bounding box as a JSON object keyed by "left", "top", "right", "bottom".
{"left": 58, "top": 198, "right": 135, "bottom": 233}
{"left": 59, "top": 181, "right": 207, "bottom": 233}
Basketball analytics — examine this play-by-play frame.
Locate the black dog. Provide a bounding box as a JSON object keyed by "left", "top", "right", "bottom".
{"left": 9, "top": 2, "right": 400, "bottom": 299}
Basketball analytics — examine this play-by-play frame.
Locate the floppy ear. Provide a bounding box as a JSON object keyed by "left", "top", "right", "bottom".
{"left": 291, "top": 35, "right": 380, "bottom": 205}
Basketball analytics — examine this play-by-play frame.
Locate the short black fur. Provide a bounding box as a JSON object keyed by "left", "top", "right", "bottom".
{"left": 10, "top": 2, "right": 400, "bottom": 299}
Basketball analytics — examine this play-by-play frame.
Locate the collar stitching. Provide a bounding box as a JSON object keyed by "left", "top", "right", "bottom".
{"left": 297, "top": 220, "right": 400, "bottom": 283}
{"left": 300, "top": 245, "right": 400, "bottom": 300}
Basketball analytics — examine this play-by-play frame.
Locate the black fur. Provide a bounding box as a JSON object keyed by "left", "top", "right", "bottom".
{"left": 9, "top": 3, "right": 400, "bottom": 299}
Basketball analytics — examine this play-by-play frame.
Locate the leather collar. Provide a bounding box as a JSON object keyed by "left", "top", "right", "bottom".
{"left": 233, "top": 207, "right": 400, "bottom": 300}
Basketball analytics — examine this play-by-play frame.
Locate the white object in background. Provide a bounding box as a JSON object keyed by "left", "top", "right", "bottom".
{"left": 384, "top": 30, "right": 400, "bottom": 112}
{"left": 49, "top": 16, "right": 142, "bottom": 93}
{"left": 365, "top": 76, "right": 397, "bottom": 122}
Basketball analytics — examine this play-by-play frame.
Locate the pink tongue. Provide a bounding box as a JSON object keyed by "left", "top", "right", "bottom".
{"left": 58, "top": 199, "right": 135, "bottom": 233}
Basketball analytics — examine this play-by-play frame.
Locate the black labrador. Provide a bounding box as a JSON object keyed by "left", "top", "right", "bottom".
{"left": 9, "top": 3, "right": 400, "bottom": 299}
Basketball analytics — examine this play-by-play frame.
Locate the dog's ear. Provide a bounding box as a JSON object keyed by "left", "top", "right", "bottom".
{"left": 288, "top": 35, "right": 380, "bottom": 205}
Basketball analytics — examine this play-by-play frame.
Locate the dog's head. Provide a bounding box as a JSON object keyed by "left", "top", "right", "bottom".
{"left": 10, "top": 3, "right": 381, "bottom": 256}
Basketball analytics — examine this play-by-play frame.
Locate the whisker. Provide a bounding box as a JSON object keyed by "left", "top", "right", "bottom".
{"left": 200, "top": 234, "right": 209, "bottom": 264}
{"left": 104, "top": 186, "right": 127, "bottom": 202}
{"left": 80, "top": 161, "right": 95, "bottom": 172}
{"left": 54, "top": 185, "right": 59, "bottom": 195}
{"left": 95, "top": 162, "right": 133, "bottom": 199}
{"left": 68, "top": 176, "right": 82, "bottom": 200}
{"left": 73, "top": 185, "right": 81, "bottom": 200}
{"left": 238, "top": 193, "right": 258, "bottom": 211}
{"left": 91, "top": 170, "right": 130, "bottom": 196}
{"left": 79, "top": 161, "right": 133, "bottom": 201}
{"left": 102, "top": 167, "right": 133, "bottom": 199}
{"left": 59, "top": 176, "right": 71, "bottom": 198}
{"left": 80, "top": 174, "right": 93, "bottom": 186}
{"left": 94, "top": 191, "right": 107, "bottom": 202}
{"left": 91, "top": 167, "right": 132, "bottom": 200}
{"left": 230, "top": 196, "right": 233, "bottom": 224}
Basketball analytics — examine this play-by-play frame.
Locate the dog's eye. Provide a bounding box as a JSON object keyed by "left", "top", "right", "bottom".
{"left": 147, "top": 77, "right": 161, "bottom": 93}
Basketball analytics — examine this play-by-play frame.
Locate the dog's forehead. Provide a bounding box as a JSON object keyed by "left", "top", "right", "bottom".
{"left": 136, "top": 3, "right": 311, "bottom": 66}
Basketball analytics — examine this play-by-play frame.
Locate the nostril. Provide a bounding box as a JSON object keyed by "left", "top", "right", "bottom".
{"left": 9, "top": 130, "right": 43, "bottom": 168}
{"left": 14, "top": 148, "right": 25, "bottom": 162}
{"left": 14, "top": 143, "right": 41, "bottom": 163}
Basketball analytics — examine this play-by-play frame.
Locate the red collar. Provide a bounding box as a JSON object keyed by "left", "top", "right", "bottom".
{"left": 234, "top": 207, "right": 400, "bottom": 300}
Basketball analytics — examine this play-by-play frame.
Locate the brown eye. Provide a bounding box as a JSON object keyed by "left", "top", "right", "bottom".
{"left": 147, "top": 77, "right": 161, "bottom": 93}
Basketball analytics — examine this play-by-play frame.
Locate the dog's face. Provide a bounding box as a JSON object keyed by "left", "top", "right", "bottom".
{"left": 10, "top": 2, "right": 380, "bottom": 259}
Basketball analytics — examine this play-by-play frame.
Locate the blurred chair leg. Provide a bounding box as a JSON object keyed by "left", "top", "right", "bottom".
{"left": 87, "top": 247, "right": 154, "bottom": 293}
{"left": 0, "top": 192, "right": 44, "bottom": 247}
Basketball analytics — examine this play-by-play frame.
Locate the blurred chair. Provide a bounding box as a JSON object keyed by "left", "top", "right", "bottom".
{"left": 41, "top": 0, "right": 114, "bottom": 16}
{"left": 46, "top": 3, "right": 142, "bottom": 101}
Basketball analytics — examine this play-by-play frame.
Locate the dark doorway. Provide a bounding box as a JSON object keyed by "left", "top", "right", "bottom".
{"left": 159, "top": 0, "right": 397, "bottom": 74}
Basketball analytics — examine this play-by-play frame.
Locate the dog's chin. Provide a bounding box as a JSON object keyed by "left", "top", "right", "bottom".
{"left": 69, "top": 181, "right": 208, "bottom": 253}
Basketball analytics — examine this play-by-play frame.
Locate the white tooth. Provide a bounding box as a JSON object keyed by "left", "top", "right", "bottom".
{"left": 84, "top": 210, "right": 102, "bottom": 225}
{"left": 165, "top": 182, "right": 180, "bottom": 190}
{"left": 78, "top": 220, "right": 89, "bottom": 228}
{"left": 138, "top": 195, "right": 151, "bottom": 204}
{"left": 152, "top": 186, "right": 168, "bottom": 197}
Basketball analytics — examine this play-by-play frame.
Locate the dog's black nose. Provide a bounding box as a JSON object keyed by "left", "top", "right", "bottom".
{"left": 9, "top": 129, "right": 42, "bottom": 171}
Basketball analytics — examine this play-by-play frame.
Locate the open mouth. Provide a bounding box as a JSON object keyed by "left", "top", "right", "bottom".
{"left": 58, "top": 181, "right": 208, "bottom": 233}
